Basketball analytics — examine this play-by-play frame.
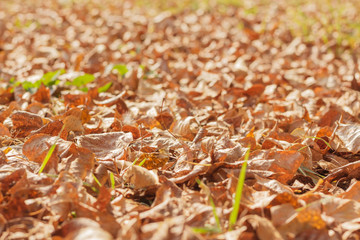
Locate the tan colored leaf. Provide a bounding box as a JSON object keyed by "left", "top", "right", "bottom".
{"left": 53, "top": 218, "right": 113, "bottom": 240}
{"left": 23, "top": 134, "right": 73, "bottom": 172}
{"left": 339, "top": 181, "right": 360, "bottom": 201}
{"left": 239, "top": 215, "right": 283, "bottom": 240}
{"left": 170, "top": 116, "right": 199, "bottom": 141}
{"left": 122, "top": 164, "right": 159, "bottom": 189}
{"left": 335, "top": 122, "right": 360, "bottom": 153}
{"left": 65, "top": 146, "right": 95, "bottom": 180}
{"left": 23, "top": 134, "right": 60, "bottom": 171}
{"left": 76, "top": 132, "right": 133, "bottom": 161}
{"left": 0, "top": 102, "right": 19, "bottom": 123}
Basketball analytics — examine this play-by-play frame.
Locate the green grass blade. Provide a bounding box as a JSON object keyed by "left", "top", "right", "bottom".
{"left": 138, "top": 158, "right": 147, "bottom": 167}
{"left": 67, "top": 73, "right": 95, "bottom": 87}
{"left": 228, "top": 147, "right": 250, "bottom": 231}
{"left": 83, "top": 181, "right": 99, "bottom": 193}
{"left": 192, "top": 226, "right": 221, "bottom": 234}
{"left": 92, "top": 173, "right": 102, "bottom": 187}
{"left": 298, "top": 166, "right": 307, "bottom": 176}
{"left": 305, "top": 136, "right": 332, "bottom": 149}
{"left": 38, "top": 143, "right": 57, "bottom": 174}
{"left": 110, "top": 172, "right": 115, "bottom": 189}
{"left": 196, "top": 179, "right": 222, "bottom": 231}
{"left": 209, "top": 191, "right": 221, "bottom": 230}
{"left": 132, "top": 156, "right": 147, "bottom": 167}
{"left": 300, "top": 166, "right": 325, "bottom": 178}
{"left": 297, "top": 145, "right": 309, "bottom": 152}
{"left": 44, "top": 173, "right": 59, "bottom": 179}
{"left": 132, "top": 157, "right": 139, "bottom": 165}
{"left": 38, "top": 125, "right": 65, "bottom": 175}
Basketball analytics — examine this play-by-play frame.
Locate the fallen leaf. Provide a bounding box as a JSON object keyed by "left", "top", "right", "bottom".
{"left": 76, "top": 132, "right": 133, "bottom": 161}
{"left": 11, "top": 111, "right": 43, "bottom": 137}
{"left": 122, "top": 164, "right": 159, "bottom": 189}
{"left": 334, "top": 122, "right": 360, "bottom": 153}
{"left": 32, "top": 84, "right": 50, "bottom": 103}
{"left": 53, "top": 218, "right": 113, "bottom": 240}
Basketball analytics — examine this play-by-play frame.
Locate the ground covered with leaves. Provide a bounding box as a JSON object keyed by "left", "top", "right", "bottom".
{"left": 1, "top": 0, "right": 360, "bottom": 239}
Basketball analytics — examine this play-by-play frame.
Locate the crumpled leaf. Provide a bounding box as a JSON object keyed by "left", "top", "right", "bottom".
{"left": 62, "top": 146, "right": 95, "bottom": 180}
{"left": 32, "top": 84, "right": 50, "bottom": 103}
{"left": 0, "top": 123, "right": 10, "bottom": 137}
{"left": 141, "top": 216, "right": 185, "bottom": 240}
{"left": 23, "top": 134, "right": 72, "bottom": 172}
{"left": 93, "top": 93, "right": 128, "bottom": 114}
{"left": 248, "top": 150, "right": 304, "bottom": 183}
{"left": 0, "top": 102, "right": 19, "bottom": 123}
{"left": 170, "top": 157, "right": 211, "bottom": 184}
{"left": 334, "top": 122, "right": 360, "bottom": 153}
{"left": 30, "top": 120, "right": 64, "bottom": 138}
{"left": 239, "top": 215, "right": 283, "bottom": 240}
{"left": 23, "top": 134, "right": 61, "bottom": 172}
{"left": 53, "top": 218, "right": 113, "bottom": 240}
{"left": 11, "top": 111, "right": 43, "bottom": 137}
{"left": 170, "top": 117, "right": 199, "bottom": 141}
{"left": 76, "top": 132, "right": 133, "bottom": 161}
{"left": 122, "top": 164, "right": 159, "bottom": 189}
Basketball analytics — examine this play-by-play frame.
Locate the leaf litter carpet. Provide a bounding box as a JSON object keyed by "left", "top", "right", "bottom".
{"left": 1, "top": 0, "right": 360, "bottom": 239}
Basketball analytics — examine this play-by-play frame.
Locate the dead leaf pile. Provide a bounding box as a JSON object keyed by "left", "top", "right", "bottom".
{"left": 1, "top": 0, "right": 360, "bottom": 239}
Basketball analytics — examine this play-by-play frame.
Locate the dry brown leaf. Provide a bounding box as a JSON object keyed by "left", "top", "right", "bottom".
{"left": 64, "top": 93, "right": 89, "bottom": 107}
{"left": 0, "top": 102, "right": 19, "bottom": 123}
{"left": 23, "top": 134, "right": 73, "bottom": 172}
{"left": 76, "top": 132, "right": 133, "bottom": 161}
{"left": 141, "top": 216, "right": 185, "bottom": 240}
{"left": 122, "top": 164, "right": 159, "bottom": 189}
{"left": 30, "top": 120, "right": 65, "bottom": 138}
{"left": 11, "top": 111, "right": 43, "bottom": 137}
{"left": 239, "top": 215, "right": 283, "bottom": 240}
{"left": 339, "top": 181, "right": 360, "bottom": 201}
{"left": 32, "top": 84, "right": 50, "bottom": 103}
{"left": 65, "top": 146, "right": 95, "bottom": 180}
{"left": 170, "top": 117, "right": 199, "bottom": 141}
{"left": 93, "top": 93, "right": 128, "bottom": 114}
{"left": 2, "top": 0, "right": 360, "bottom": 238}
{"left": 0, "top": 88, "right": 14, "bottom": 105}
{"left": 334, "top": 122, "right": 360, "bottom": 153}
{"left": 53, "top": 218, "right": 113, "bottom": 240}
{"left": 23, "top": 134, "right": 60, "bottom": 172}
{"left": 171, "top": 157, "right": 211, "bottom": 184}
{"left": 0, "top": 123, "right": 10, "bottom": 136}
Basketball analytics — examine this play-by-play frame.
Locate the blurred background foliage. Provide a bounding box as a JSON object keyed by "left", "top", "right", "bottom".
{"left": 134, "top": 0, "right": 360, "bottom": 50}
{"left": 6, "top": 0, "right": 360, "bottom": 51}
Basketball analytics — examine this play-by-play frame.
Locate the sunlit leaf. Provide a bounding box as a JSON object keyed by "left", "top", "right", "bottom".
{"left": 67, "top": 73, "right": 95, "bottom": 87}
{"left": 98, "top": 82, "right": 112, "bottom": 93}
{"left": 41, "top": 69, "right": 65, "bottom": 86}
{"left": 113, "top": 64, "right": 128, "bottom": 76}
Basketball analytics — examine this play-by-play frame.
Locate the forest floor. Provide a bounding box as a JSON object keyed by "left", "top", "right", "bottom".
{"left": 1, "top": 0, "right": 360, "bottom": 239}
